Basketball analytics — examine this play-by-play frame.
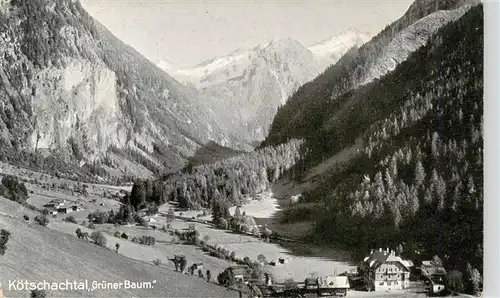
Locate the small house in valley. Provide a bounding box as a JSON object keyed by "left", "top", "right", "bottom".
{"left": 362, "top": 248, "right": 413, "bottom": 291}
{"left": 43, "top": 203, "right": 56, "bottom": 209}
{"left": 57, "top": 205, "right": 79, "bottom": 214}
{"left": 421, "top": 258, "right": 447, "bottom": 294}
{"left": 56, "top": 207, "right": 70, "bottom": 214}
{"left": 227, "top": 266, "right": 250, "bottom": 283}
{"left": 43, "top": 199, "right": 65, "bottom": 210}
{"left": 421, "top": 260, "right": 447, "bottom": 278}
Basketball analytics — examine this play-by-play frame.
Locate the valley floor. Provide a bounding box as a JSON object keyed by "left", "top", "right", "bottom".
{"left": 0, "top": 164, "right": 477, "bottom": 298}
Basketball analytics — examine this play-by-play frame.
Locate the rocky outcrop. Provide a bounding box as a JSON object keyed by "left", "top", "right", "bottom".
{"left": 31, "top": 58, "right": 127, "bottom": 158}
{"left": 0, "top": 0, "right": 232, "bottom": 179}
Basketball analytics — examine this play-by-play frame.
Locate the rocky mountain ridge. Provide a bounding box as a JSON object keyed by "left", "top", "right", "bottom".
{"left": 0, "top": 0, "right": 236, "bottom": 181}
{"left": 264, "top": 0, "right": 481, "bottom": 147}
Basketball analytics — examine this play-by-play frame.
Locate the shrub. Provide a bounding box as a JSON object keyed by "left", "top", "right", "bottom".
{"left": 153, "top": 258, "right": 162, "bottom": 266}
{"left": 0, "top": 229, "right": 11, "bottom": 255}
{"left": 132, "top": 213, "right": 148, "bottom": 226}
{"left": 87, "top": 211, "right": 109, "bottom": 224}
{"left": 120, "top": 232, "right": 128, "bottom": 239}
{"left": 34, "top": 215, "right": 49, "bottom": 226}
{"left": 466, "top": 263, "right": 482, "bottom": 295}
{"left": 240, "top": 224, "right": 249, "bottom": 233}
{"left": 114, "top": 231, "right": 121, "bottom": 238}
{"left": 257, "top": 254, "right": 266, "bottom": 263}
{"left": 217, "top": 217, "right": 228, "bottom": 230}
{"left": 90, "top": 231, "right": 107, "bottom": 247}
{"left": 284, "top": 278, "right": 298, "bottom": 290}
{"left": 23, "top": 215, "right": 29, "bottom": 221}
{"left": 446, "top": 270, "right": 464, "bottom": 294}
{"left": 217, "top": 270, "right": 233, "bottom": 287}
{"left": 0, "top": 175, "right": 28, "bottom": 203}
{"left": 184, "top": 230, "right": 199, "bottom": 244}
{"left": 30, "top": 289, "right": 47, "bottom": 298}
{"left": 179, "top": 257, "right": 187, "bottom": 272}
{"left": 64, "top": 216, "right": 77, "bottom": 223}
{"left": 250, "top": 262, "right": 264, "bottom": 279}
{"left": 134, "top": 235, "right": 156, "bottom": 246}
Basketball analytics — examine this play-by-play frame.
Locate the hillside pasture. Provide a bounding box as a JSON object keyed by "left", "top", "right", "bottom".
{"left": 0, "top": 212, "right": 237, "bottom": 297}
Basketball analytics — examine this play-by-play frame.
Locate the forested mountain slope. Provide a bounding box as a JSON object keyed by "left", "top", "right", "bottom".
{"left": 263, "top": 0, "right": 479, "bottom": 152}
{"left": 184, "top": 141, "right": 245, "bottom": 171}
{"left": 124, "top": 139, "right": 303, "bottom": 220}
{"left": 275, "top": 3, "right": 483, "bottom": 288}
{"left": 0, "top": 0, "right": 232, "bottom": 182}
{"left": 164, "top": 139, "right": 303, "bottom": 210}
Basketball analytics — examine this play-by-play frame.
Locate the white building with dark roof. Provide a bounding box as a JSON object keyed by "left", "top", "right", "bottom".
{"left": 362, "top": 248, "right": 413, "bottom": 291}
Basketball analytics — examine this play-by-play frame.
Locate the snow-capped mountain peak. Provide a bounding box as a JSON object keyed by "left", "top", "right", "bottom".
{"left": 155, "top": 29, "right": 370, "bottom": 144}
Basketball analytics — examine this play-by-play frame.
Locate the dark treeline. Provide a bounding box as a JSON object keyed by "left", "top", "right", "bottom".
{"left": 163, "top": 139, "right": 303, "bottom": 210}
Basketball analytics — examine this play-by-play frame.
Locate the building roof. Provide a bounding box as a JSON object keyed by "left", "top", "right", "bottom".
{"left": 228, "top": 266, "right": 249, "bottom": 276}
{"left": 421, "top": 261, "right": 447, "bottom": 276}
{"left": 363, "top": 248, "right": 412, "bottom": 271}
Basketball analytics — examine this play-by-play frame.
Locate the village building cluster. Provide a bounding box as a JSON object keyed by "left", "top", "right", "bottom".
{"left": 43, "top": 199, "right": 83, "bottom": 215}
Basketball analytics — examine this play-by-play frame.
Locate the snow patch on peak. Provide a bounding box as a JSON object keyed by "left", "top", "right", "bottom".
{"left": 308, "top": 28, "right": 372, "bottom": 58}
{"left": 157, "top": 59, "right": 176, "bottom": 72}
{"left": 170, "top": 49, "right": 251, "bottom": 84}
{"left": 359, "top": 7, "right": 470, "bottom": 86}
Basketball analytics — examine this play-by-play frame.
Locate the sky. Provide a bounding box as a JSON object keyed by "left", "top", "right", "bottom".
{"left": 81, "top": 0, "right": 413, "bottom": 69}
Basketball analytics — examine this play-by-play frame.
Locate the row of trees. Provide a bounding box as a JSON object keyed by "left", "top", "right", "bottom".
{"left": 163, "top": 139, "right": 303, "bottom": 210}
{"left": 0, "top": 175, "right": 28, "bottom": 203}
